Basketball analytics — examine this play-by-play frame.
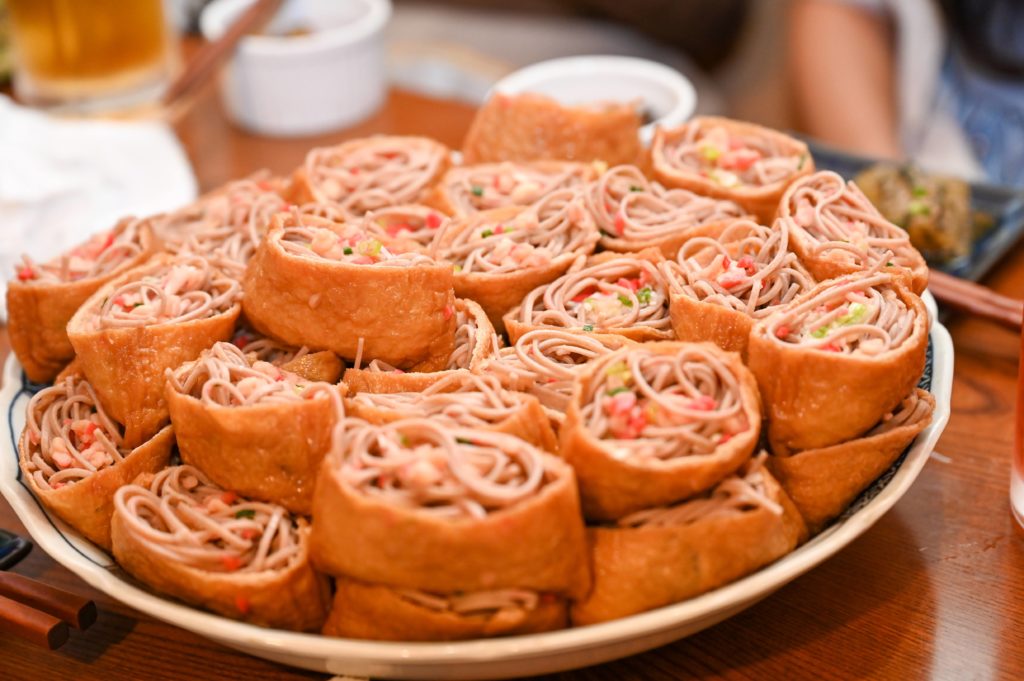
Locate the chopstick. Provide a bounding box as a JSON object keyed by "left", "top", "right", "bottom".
{"left": 0, "top": 572, "right": 96, "bottom": 649}
{"left": 161, "top": 0, "right": 283, "bottom": 108}
{"left": 928, "top": 270, "right": 1023, "bottom": 330}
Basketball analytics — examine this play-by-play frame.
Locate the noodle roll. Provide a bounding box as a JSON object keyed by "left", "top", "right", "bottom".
{"left": 571, "top": 455, "right": 806, "bottom": 625}
{"left": 155, "top": 173, "right": 289, "bottom": 281}
{"left": 18, "top": 373, "right": 174, "bottom": 550}
{"left": 310, "top": 418, "right": 590, "bottom": 598}
{"left": 504, "top": 249, "right": 673, "bottom": 343}
{"left": 111, "top": 465, "right": 330, "bottom": 631}
{"left": 242, "top": 212, "right": 457, "bottom": 371}
{"left": 323, "top": 576, "right": 567, "bottom": 641}
{"left": 429, "top": 161, "right": 597, "bottom": 217}
{"left": 650, "top": 117, "right": 813, "bottom": 222}
{"left": 767, "top": 388, "right": 934, "bottom": 532}
{"left": 560, "top": 341, "right": 762, "bottom": 521}
{"left": 748, "top": 269, "right": 929, "bottom": 454}
{"left": 166, "top": 342, "right": 346, "bottom": 514}
{"left": 66, "top": 254, "right": 242, "bottom": 448}
{"left": 431, "top": 196, "right": 600, "bottom": 329}
{"left": 482, "top": 328, "right": 635, "bottom": 427}
{"left": 462, "top": 92, "right": 642, "bottom": 166}
{"left": 345, "top": 373, "right": 558, "bottom": 452}
{"left": 776, "top": 171, "right": 929, "bottom": 293}
{"left": 660, "top": 219, "right": 815, "bottom": 357}
{"left": 586, "top": 164, "right": 748, "bottom": 257}
{"left": 288, "top": 135, "right": 450, "bottom": 217}
{"left": 8, "top": 217, "right": 158, "bottom": 383}
{"left": 342, "top": 298, "right": 497, "bottom": 393}
{"left": 361, "top": 203, "right": 450, "bottom": 251}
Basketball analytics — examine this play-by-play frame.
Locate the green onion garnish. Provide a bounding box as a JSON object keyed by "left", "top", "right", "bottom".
{"left": 636, "top": 287, "right": 652, "bottom": 304}
{"left": 607, "top": 386, "right": 631, "bottom": 396}
{"left": 618, "top": 294, "right": 633, "bottom": 307}
{"left": 235, "top": 509, "right": 255, "bottom": 519}
{"left": 583, "top": 324, "right": 594, "bottom": 332}
{"left": 481, "top": 229, "right": 493, "bottom": 238}
{"left": 471, "top": 185, "right": 484, "bottom": 197}
{"left": 343, "top": 247, "right": 353, "bottom": 255}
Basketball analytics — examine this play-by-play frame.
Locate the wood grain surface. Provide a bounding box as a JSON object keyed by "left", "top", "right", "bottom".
{"left": 1, "top": 45, "right": 1023, "bottom": 681}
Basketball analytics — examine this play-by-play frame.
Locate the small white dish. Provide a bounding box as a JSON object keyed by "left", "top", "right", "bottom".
{"left": 0, "top": 304, "right": 953, "bottom": 679}
{"left": 200, "top": 0, "right": 391, "bottom": 137}
{"left": 491, "top": 55, "right": 697, "bottom": 145}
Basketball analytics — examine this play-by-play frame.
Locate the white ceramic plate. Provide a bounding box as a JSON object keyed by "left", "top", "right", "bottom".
{"left": 0, "top": 296, "right": 953, "bottom": 680}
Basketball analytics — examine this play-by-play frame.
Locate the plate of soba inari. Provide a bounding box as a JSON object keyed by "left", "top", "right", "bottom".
{"left": 0, "top": 93, "right": 952, "bottom": 680}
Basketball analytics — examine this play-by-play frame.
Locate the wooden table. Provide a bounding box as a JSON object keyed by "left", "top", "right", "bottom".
{"left": 2, "top": 85, "right": 1023, "bottom": 681}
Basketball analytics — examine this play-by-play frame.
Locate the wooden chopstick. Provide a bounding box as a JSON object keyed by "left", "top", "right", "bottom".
{"left": 0, "top": 571, "right": 97, "bottom": 630}
{"left": 928, "top": 270, "right": 1023, "bottom": 330}
{"left": 0, "top": 593, "right": 69, "bottom": 649}
{"left": 161, "top": 0, "right": 283, "bottom": 108}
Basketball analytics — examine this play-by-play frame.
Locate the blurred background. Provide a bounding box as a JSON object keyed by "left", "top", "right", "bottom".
{"left": 0, "top": 0, "right": 1020, "bottom": 186}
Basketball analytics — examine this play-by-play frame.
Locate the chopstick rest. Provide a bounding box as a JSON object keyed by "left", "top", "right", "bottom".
{"left": 0, "top": 572, "right": 97, "bottom": 630}
{"left": 0, "top": 593, "right": 69, "bottom": 649}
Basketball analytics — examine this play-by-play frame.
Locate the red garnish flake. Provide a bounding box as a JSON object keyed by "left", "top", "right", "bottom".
{"left": 721, "top": 256, "right": 731, "bottom": 268}
{"left": 442, "top": 305, "right": 454, "bottom": 320}
{"left": 492, "top": 175, "right": 501, "bottom": 189}
{"left": 572, "top": 287, "right": 596, "bottom": 303}
{"left": 822, "top": 343, "right": 842, "bottom": 352}
{"left": 737, "top": 255, "right": 756, "bottom": 274}
{"left": 220, "top": 491, "right": 238, "bottom": 504}
{"left": 720, "top": 278, "right": 744, "bottom": 290}
{"left": 425, "top": 212, "right": 442, "bottom": 229}
{"left": 257, "top": 180, "right": 274, "bottom": 191}
{"left": 100, "top": 233, "right": 115, "bottom": 251}
{"left": 688, "top": 395, "right": 717, "bottom": 411}
{"left": 234, "top": 595, "right": 251, "bottom": 615}
{"left": 234, "top": 335, "right": 250, "bottom": 349}
{"left": 113, "top": 295, "right": 128, "bottom": 310}
{"left": 16, "top": 266, "right": 35, "bottom": 281}
{"left": 221, "top": 555, "right": 243, "bottom": 572}
{"left": 352, "top": 256, "right": 375, "bottom": 265}
{"left": 494, "top": 225, "right": 504, "bottom": 235}
{"left": 614, "top": 215, "right": 626, "bottom": 235}
{"left": 240, "top": 529, "right": 258, "bottom": 540}
{"left": 638, "top": 269, "right": 652, "bottom": 287}
{"left": 349, "top": 167, "right": 361, "bottom": 175}
{"left": 775, "top": 325, "right": 790, "bottom": 339}
{"left": 385, "top": 223, "right": 412, "bottom": 237}
{"left": 719, "top": 433, "right": 733, "bottom": 445}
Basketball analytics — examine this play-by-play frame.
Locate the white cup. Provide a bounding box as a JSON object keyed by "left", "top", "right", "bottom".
{"left": 491, "top": 55, "right": 697, "bottom": 145}
{"left": 199, "top": 0, "right": 391, "bottom": 137}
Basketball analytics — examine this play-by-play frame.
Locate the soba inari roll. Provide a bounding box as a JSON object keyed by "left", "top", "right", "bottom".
{"left": 660, "top": 218, "right": 815, "bottom": 357}
{"left": 584, "top": 164, "right": 747, "bottom": 257}
{"left": 428, "top": 161, "right": 596, "bottom": 217}
{"left": 18, "top": 373, "right": 174, "bottom": 551}
{"left": 560, "top": 341, "right": 762, "bottom": 521}
{"left": 242, "top": 211, "right": 457, "bottom": 371}
{"left": 345, "top": 373, "right": 559, "bottom": 453}
{"left": 111, "top": 465, "right": 330, "bottom": 631}
{"left": 776, "top": 170, "right": 929, "bottom": 294}
{"left": 287, "top": 135, "right": 450, "bottom": 217}
{"left": 7, "top": 216, "right": 158, "bottom": 383}
{"left": 748, "top": 268, "right": 929, "bottom": 454}
{"left": 66, "top": 254, "right": 242, "bottom": 448}
{"left": 767, "top": 388, "right": 935, "bottom": 532}
{"left": 650, "top": 116, "right": 813, "bottom": 222}
{"left": 341, "top": 297, "right": 497, "bottom": 393}
{"left": 462, "top": 92, "right": 642, "bottom": 166}
{"left": 571, "top": 454, "right": 807, "bottom": 625}
{"left": 430, "top": 195, "right": 600, "bottom": 329}
{"left": 503, "top": 249, "right": 674, "bottom": 344}
{"left": 165, "top": 342, "right": 346, "bottom": 515}
{"left": 323, "top": 575, "right": 567, "bottom": 642}
{"left": 310, "top": 418, "right": 591, "bottom": 599}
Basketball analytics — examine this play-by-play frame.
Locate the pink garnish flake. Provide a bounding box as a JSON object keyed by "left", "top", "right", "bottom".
{"left": 442, "top": 305, "right": 454, "bottom": 320}
{"left": 688, "top": 395, "right": 717, "bottom": 411}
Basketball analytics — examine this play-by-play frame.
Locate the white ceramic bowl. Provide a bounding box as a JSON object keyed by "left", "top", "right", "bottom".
{"left": 491, "top": 55, "right": 697, "bottom": 145}
{"left": 200, "top": 0, "right": 391, "bottom": 137}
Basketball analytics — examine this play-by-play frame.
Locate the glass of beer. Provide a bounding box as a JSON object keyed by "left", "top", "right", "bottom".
{"left": 5, "top": 0, "right": 178, "bottom": 112}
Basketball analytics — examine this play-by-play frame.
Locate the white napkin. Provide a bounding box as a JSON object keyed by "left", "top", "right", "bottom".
{"left": 0, "top": 95, "right": 197, "bottom": 320}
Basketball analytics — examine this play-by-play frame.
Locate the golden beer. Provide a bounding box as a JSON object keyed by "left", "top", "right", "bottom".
{"left": 6, "top": 0, "right": 176, "bottom": 109}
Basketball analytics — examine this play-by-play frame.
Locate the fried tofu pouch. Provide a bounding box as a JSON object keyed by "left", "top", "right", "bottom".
{"left": 242, "top": 213, "right": 456, "bottom": 371}
{"left": 7, "top": 218, "right": 159, "bottom": 383}
{"left": 322, "top": 576, "right": 568, "bottom": 642}
{"left": 767, "top": 388, "right": 934, "bottom": 532}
